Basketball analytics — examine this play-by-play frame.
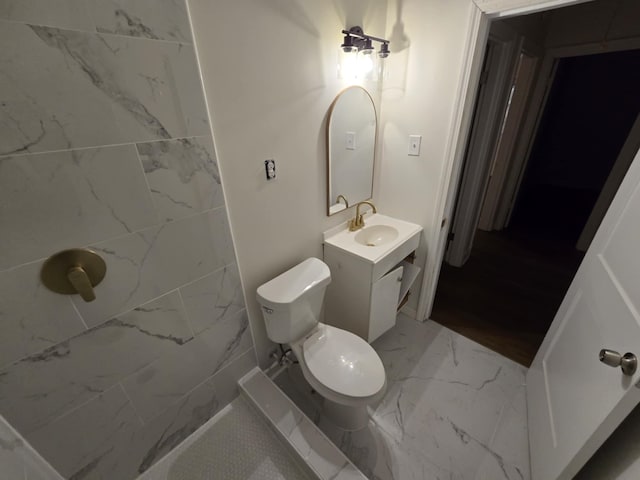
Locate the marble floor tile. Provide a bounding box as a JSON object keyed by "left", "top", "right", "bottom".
{"left": 274, "top": 314, "right": 530, "bottom": 480}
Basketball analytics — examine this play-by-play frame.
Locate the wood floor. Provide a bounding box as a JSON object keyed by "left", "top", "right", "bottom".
{"left": 431, "top": 227, "right": 584, "bottom": 367}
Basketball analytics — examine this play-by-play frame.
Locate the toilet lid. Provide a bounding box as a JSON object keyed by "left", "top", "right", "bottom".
{"left": 302, "top": 325, "right": 385, "bottom": 398}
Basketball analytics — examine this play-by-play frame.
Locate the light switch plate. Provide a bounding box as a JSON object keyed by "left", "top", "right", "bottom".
{"left": 345, "top": 131, "right": 356, "bottom": 150}
{"left": 408, "top": 135, "right": 422, "bottom": 156}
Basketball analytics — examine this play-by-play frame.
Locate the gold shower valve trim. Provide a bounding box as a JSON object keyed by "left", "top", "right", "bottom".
{"left": 41, "top": 248, "right": 107, "bottom": 302}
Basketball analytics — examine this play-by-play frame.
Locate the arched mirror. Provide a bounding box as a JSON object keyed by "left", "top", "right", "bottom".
{"left": 327, "top": 86, "right": 377, "bottom": 215}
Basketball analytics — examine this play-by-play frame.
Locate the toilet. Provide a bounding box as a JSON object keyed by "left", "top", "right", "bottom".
{"left": 257, "top": 257, "right": 386, "bottom": 431}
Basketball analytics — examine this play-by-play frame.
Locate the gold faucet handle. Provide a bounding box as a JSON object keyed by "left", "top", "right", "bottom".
{"left": 67, "top": 266, "right": 96, "bottom": 302}
{"left": 41, "top": 248, "right": 106, "bottom": 303}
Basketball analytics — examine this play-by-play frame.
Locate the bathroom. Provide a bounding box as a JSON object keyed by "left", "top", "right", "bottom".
{"left": 2, "top": 0, "right": 640, "bottom": 479}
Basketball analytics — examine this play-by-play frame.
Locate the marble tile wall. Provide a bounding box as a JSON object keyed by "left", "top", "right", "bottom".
{"left": 0, "top": 414, "right": 64, "bottom": 480}
{"left": 0, "top": 1, "right": 257, "bottom": 478}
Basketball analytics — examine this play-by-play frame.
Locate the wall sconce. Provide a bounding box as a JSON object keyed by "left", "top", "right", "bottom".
{"left": 338, "top": 26, "right": 390, "bottom": 82}
{"left": 341, "top": 26, "right": 390, "bottom": 58}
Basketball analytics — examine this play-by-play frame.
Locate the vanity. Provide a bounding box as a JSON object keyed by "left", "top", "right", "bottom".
{"left": 323, "top": 85, "right": 422, "bottom": 343}
{"left": 323, "top": 213, "right": 422, "bottom": 343}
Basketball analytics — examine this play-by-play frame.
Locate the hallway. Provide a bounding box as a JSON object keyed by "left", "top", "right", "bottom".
{"left": 431, "top": 227, "right": 584, "bottom": 366}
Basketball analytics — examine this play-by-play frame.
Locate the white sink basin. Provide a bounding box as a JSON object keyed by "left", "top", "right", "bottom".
{"left": 355, "top": 225, "right": 399, "bottom": 247}
{"left": 323, "top": 213, "right": 422, "bottom": 269}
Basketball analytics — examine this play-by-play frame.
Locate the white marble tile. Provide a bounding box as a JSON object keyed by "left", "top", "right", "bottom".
{"left": 242, "top": 369, "right": 306, "bottom": 436}
{"left": 0, "top": 145, "right": 157, "bottom": 269}
{"left": 24, "top": 459, "right": 65, "bottom": 480}
{"left": 90, "top": 0, "right": 191, "bottom": 43}
{"left": 369, "top": 316, "right": 527, "bottom": 478}
{"left": 475, "top": 386, "right": 530, "bottom": 480}
{"left": 27, "top": 385, "right": 141, "bottom": 479}
{"left": 23, "top": 350, "right": 254, "bottom": 480}
{"left": 0, "top": 414, "right": 64, "bottom": 480}
{"left": 123, "top": 349, "right": 256, "bottom": 479}
{"left": 373, "top": 316, "right": 526, "bottom": 443}
{"left": 123, "top": 374, "right": 227, "bottom": 477}
{"left": 272, "top": 314, "right": 531, "bottom": 480}
{"left": 0, "top": 261, "right": 86, "bottom": 369}
{"left": 194, "top": 309, "right": 254, "bottom": 375}
{"left": 73, "top": 208, "right": 236, "bottom": 327}
{"left": 0, "top": 24, "right": 208, "bottom": 156}
{"left": 0, "top": 416, "right": 27, "bottom": 480}
{"left": 289, "top": 419, "right": 352, "bottom": 479}
{"left": 180, "top": 262, "right": 245, "bottom": 334}
{"left": 137, "top": 136, "right": 224, "bottom": 223}
{"left": 121, "top": 309, "right": 252, "bottom": 423}
{"left": 0, "top": 1, "right": 94, "bottom": 31}
{"left": 241, "top": 368, "right": 367, "bottom": 480}
{"left": 323, "top": 417, "right": 459, "bottom": 480}
{"left": 205, "top": 347, "right": 257, "bottom": 408}
{"left": 0, "top": 290, "right": 193, "bottom": 434}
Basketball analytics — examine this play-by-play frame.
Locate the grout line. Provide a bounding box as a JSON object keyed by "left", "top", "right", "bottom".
{"left": 70, "top": 297, "right": 90, "bottom": 331}
{"left": 176, "top": 289, "right": 197, "bottom": 339}
{"left": 0, "top": 205, "right": 229, "bottom": 276}
{"left": 0, "top": 135, "right": 213, "bottom": 160}
{"left": 118, "top": 382, "right": 146, "bottom": 427}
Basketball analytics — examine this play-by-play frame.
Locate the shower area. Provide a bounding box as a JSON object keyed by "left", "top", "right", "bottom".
{"left": 0, "top": 1, "right": 310, "bottom": 478}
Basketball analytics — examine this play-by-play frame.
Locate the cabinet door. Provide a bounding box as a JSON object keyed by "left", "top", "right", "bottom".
{"left": 368, "top": 265, "right": 403, "bottom": 343}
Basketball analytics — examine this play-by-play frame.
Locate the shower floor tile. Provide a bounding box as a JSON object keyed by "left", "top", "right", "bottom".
{"left": 274, "top": 314, "right": 529, "bottom": 480}
{"left": 168, "top": 398, "right": 311, "bottom": 480}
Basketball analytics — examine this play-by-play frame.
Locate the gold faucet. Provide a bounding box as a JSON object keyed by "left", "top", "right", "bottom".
{"left": 348, "top": 201, "right": 377, "bottom": 231}
{"left": 336, "top": 194, "right": 349, "bottom": 208}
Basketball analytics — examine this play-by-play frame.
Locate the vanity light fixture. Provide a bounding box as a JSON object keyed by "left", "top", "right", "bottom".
{"left": 340, "top": 26, "right": 390, "bottom": 59}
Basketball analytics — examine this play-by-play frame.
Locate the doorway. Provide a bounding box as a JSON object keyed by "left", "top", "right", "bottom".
{"left": 431, "top": 22, "right": 640, "bottom": 366}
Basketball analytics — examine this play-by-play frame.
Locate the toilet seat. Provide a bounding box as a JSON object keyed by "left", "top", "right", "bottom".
{"left": 292, "top": 324, "right": 386, "bottom": 406}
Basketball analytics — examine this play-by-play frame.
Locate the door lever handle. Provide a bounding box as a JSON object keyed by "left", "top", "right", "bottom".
{"left": 600, "top": 349, "right": 637, "bottom": 376}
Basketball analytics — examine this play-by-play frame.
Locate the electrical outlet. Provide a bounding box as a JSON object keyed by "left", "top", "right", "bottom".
{"left": 408, "top": 135, "right": 422, "bottom": 156}
{"left": 264, "top": 159, "right": 276, "bottom": 180}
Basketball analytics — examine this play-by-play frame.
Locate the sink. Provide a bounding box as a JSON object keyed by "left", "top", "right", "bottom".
{"left": 323, "top": 213, "right": 422, "bottom": 277}
{"left": 355, "top": 225, "right": 399, "bottom": 246}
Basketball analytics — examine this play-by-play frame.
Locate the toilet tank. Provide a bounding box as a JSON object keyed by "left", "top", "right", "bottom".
{"left": 256, "top": 258, "right": 331, "bottom": 344}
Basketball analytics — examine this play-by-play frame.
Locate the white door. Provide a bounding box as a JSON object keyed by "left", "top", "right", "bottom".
{"left": 527, "top": 145, "right": 640, "bottom": 480}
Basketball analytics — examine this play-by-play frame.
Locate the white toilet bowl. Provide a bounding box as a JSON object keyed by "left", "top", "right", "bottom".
{"left": 257, "top": 258, "right": 386, "bottom": 430}
{"left": 290, "top": 322, "right": 386, "bottom": 430}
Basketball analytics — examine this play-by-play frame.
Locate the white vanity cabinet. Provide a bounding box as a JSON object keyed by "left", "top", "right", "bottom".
{"left": 323, "top": 215, "right": 422, "bottom": 343}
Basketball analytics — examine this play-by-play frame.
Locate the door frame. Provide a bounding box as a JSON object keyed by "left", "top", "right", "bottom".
{"left": 446, "top": 32, "right": 522, "bottom": 267}
{"left": 416, "top": 0, "right": 593, "bottom": 321}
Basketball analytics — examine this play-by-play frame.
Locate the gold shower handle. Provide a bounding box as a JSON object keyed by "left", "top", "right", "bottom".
{"left": 41, "top": 249, "right": 107, "bottom": 303}
{"left": 67, "top": 266, "right": 96, "bottom": 302}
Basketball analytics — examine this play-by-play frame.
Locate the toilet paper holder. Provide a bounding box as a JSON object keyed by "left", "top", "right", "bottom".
{"left": 40, "top": 248, "right": 107, "bottom": 302}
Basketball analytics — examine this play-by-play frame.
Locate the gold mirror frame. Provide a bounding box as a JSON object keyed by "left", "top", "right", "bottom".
{"left": 326, "top": 86, "right": 377, "bottom": 216}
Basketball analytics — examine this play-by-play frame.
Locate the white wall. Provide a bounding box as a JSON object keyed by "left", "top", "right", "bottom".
{"left": 188, "top": 0, "right": 389, "bottom": 366}
{"left": 378, "top": 0, "right": 479, "bottom": 314}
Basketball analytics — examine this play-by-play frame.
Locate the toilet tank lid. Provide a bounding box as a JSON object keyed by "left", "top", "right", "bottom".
{"left": 256, "top": 258, "right": 331, "bottom": 306}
